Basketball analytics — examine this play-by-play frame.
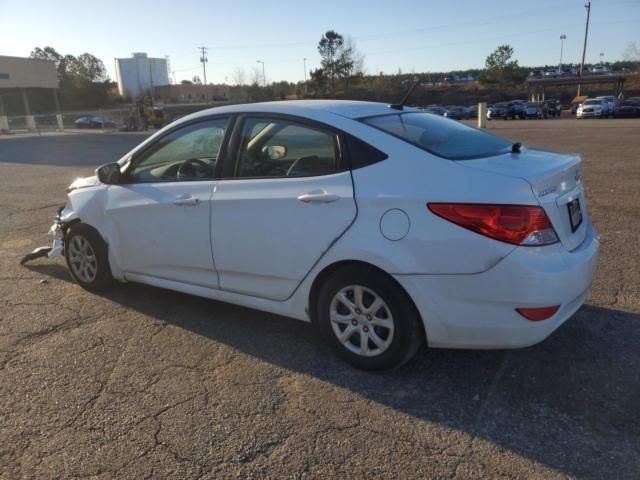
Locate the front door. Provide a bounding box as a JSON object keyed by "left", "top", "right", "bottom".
{"left": 211, "top": 116, "right": 356, "bottom": 300}
{"left": 105, "top": 117, "right": 229, "bottom": 288}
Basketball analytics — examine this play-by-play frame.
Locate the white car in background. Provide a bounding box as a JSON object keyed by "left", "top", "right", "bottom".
{"left": 30, "top": 101, "right": 599, "bottom": 370}
{"left": 577, "top": 98, "right": 606, "bottom": 118}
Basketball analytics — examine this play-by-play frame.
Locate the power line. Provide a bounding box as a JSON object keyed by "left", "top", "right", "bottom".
{"left": 189, "top": 2, "right": 580, "bottom": 53}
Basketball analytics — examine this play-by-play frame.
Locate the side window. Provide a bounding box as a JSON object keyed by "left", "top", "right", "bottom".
{"left": 128, "top": 118, "right": 228, "bottom": 183}
{"left": 236, "top": 117, "right": 339, "bottom": 178}
{"left": 344, "top": 134, "right": 388, "bottom": 169}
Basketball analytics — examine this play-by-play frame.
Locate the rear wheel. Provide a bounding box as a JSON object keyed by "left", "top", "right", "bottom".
{"left": 64, "top": 224, "right": 113, "bottom": 291}
{"left": 316, "top": 266, "right": 424, "bottom": 370}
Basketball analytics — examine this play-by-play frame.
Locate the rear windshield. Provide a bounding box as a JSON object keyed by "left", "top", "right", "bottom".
{"left": 361, "top": 112, "right": 512, "bottom": 160}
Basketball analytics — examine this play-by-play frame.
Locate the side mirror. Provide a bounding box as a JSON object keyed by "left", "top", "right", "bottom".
{"left": 96, "top": 162, "right": 122, "bottom": 185}
{"left": 262, "top": 145, "right": 287, "bottom": 160}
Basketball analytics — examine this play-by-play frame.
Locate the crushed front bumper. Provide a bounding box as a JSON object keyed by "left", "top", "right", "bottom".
{"left": 20, "top": 206, "right": 67, "bottom": 265}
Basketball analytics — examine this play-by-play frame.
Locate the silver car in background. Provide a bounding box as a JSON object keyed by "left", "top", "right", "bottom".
{"left": 577, "top": 98, "right": 606, "bottom": 119}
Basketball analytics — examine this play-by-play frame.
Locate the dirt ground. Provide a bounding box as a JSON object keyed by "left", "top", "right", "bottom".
{"left": 1, "top": 118, "right": 639, "bottom": 479}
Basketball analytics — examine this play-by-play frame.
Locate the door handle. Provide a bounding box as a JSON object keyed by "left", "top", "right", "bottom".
{"left": 297, "top": 192, "right": 340, "bottom": 204}
{"left": 173, "top": 195, "right": 200, "bottom": 206}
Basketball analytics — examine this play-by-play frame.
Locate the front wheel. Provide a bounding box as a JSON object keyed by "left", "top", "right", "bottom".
{"left": 64, "top": 223, "right": 113, "bottom": 291}
{"left": 316, "top": 266, "right": 424, "bottom": 370}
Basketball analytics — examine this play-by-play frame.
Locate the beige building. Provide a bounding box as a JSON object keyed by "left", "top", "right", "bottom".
{"left": 0, "top": 55, "right": 60, "bottom": 131}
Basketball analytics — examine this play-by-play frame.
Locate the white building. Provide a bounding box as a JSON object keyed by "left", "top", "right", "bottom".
{"left": 114, "top": 53, "right": 169, "bottom": 100}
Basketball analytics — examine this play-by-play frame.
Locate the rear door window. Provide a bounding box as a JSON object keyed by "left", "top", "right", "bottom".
{"left": 235, "top": 117, "right": 339, "bottom": 178}
{"left": 362, "top": 112, "right": 512, "bottom": 160}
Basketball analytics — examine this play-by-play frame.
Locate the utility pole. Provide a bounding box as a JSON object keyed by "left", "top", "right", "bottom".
{"left": 578, "top": 1, "right": 591, "bottom": 96}
{"left": 199, "top": 47, "right": 209, "bottom": 102}
{"left": 257, "top": 60, "right": 266, "bottom": 87}
{"left": 559, "top": 34, "right": 566, "bottom": 71}
{"left": 303, "top": 57, "right": 307, "bottom": 93}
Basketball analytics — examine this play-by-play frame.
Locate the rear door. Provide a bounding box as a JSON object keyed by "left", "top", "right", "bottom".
{"left": 211, "top": 115, "right": 356, "bottom": 300}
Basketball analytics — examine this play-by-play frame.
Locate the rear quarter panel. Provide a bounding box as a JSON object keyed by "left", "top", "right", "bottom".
{"left": 310, "top": 114, "right": 539, "bottom": 275}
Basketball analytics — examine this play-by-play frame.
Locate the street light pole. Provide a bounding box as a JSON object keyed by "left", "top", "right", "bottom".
{"left": 600, "top": 52, "right": 604, "bottom": 64}
{"left": 257, "top": 60, "right": 265, "bottom": 87}
{"left": 559, "top": 34, "right": 566, "bottom": 71}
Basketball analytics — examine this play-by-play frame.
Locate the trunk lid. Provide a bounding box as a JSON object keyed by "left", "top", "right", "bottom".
{"left": 458, "top": 148, "right": 588, "bottom": 251}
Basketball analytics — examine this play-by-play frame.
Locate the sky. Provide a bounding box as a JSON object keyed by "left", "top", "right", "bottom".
{"left": 0, "top": 0, "right": 638, "bottom": 84}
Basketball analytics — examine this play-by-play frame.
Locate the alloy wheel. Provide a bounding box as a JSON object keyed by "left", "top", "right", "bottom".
{"left": 68, "top": 235, "right": 98, "bottom": 283}
{"left": 329, "top": 285, "right": 395, "bottom": 357}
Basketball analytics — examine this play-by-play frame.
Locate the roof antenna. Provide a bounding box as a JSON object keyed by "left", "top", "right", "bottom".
{"left": 389, "top": 77, "right": 423, "bottom": 110}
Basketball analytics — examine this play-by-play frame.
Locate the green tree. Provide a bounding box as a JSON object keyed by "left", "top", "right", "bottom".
{"left": 68, "top": 53, "right": 108, "bottom": 82}
{"left": 30, "top": 46, "right": 66, "bottom": 76}
{"left": 317, "top": 31, "right": 365, "bottom": 94}
{"left": 30, "top": 46, "right": 113, "bottom": 109}
{"left": 478, "top": 44, "right": 526, "bottom": 86}
{"left": 318, "top": 31, "right": 344, "bottom": 94}
{"left": 309, "top": 68, "right": 326, "bottom": 97}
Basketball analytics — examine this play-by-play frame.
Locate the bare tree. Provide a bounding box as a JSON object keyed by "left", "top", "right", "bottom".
{"left": 250, "top": 67, "right": 262, "bottom": 86}
{"left": 622, "top": 42, "right": 640, "bottom": 61}
{"left": 231, "top": 67, "right": 247, "bottom": 86}
{"left": 343, "top": 36, "right": 366, "bottom": 76}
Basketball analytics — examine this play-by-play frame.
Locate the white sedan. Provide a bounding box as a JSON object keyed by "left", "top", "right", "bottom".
{"left": 31, "top": 101, "right": 599, "bottom": 370}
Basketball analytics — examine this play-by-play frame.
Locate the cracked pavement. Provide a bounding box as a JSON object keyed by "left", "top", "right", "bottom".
{"left": 1, "top": 121, "right": 639, "bottom": 479}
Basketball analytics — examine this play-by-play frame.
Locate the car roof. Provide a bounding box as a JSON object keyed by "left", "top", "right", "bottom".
{"left": 185, "top": 100, "right": 406, "bottom": 122}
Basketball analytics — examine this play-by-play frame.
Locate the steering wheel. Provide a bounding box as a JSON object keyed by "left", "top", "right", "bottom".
{"left": 177, "top": 158, "right": 211, "bottom": 180}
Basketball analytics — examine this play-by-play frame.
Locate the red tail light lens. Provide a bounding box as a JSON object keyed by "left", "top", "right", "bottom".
{"left": 427, "top": 203, "right": 558, "bottom": 246}
{"left": 516, "top": 306, "right": 560, "bottom": 321}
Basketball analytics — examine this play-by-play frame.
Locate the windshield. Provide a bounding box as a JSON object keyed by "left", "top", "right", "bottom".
{"left": 584, "top": 100, "right": 601, "bottom": 105}
{"left": 362, "top": 112, "right": 512, "bottom": 160}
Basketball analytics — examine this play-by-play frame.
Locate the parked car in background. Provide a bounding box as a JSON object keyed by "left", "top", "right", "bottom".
{"left": 544, "top": 69, "right": 561, "bottom": 78}
{"left": 530, "top": 70, "right": 545, "bottom": 78}
{"left": 544, "top": 99, "right": 561, "bottom": 117}
{"left": 561, "top": 67, "right": 577, "bottom": 76}
{"left": 467, "top": 104, "right": 478, "bottom": 118}
{"left": 444, "top": 106, "right": 470, "bottom": 120}
{"left": 595, "top": 96, "right": 616, "bottom": 117}
{"left": 576, "top": 98, "right": 606, "bottom": 118}
{"left": 486, "top": 102, "right": 508, "bottom": 120}
{"left": 506, "top": 101, "right": 527, "bottom": 119}
{"left": 32, "top": 100, "right": 599, "bottom": 370}
{"left": 590, "top": 65, "right": 609, "bottom": 75}
{"left": 425, "top": 105, "right": 447, "bottom": 116}
{"left": 74, "top": 116, "right": 116, "bottom": 129}
{"left": 613, "top": 99, "right": 640, "bottom": 118}
{"left": 523, "top": 102, "right": 545, "bottom": 119}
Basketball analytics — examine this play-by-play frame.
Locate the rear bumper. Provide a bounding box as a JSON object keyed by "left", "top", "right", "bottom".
{"left": 395, "top": 221, "right": 599, "bottom": 349}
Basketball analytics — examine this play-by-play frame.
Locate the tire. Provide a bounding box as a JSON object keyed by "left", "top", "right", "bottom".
{"left": 315, "top": 265, "right": 424, "bottom": 370}
{"left": 64, "top": 223, "right": 113, "bottom": 291}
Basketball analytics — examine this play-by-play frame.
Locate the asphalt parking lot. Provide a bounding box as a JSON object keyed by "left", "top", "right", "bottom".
{"left": 1, "top": 119, "right": 639, "bottom": 479}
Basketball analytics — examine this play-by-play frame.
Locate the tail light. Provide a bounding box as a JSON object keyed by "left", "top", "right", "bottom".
{"left": 516, "top": 306, "right": 560, "bottom": 321}
{"left": 427, "top": 203, "right": 558, "bottom": 246}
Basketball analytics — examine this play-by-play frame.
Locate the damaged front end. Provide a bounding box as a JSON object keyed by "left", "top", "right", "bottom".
{"left": 20, "top": 205, "right": 74, "bottom": 265}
